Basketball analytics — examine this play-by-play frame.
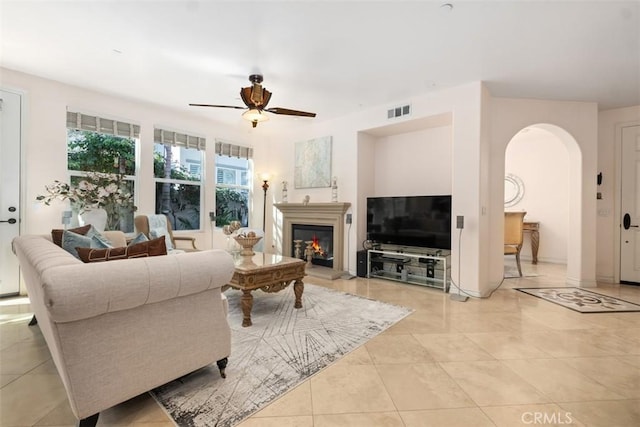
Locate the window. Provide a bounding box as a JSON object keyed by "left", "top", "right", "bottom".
{"left": 216, "top": 167, "right": 248, "bottom": 186}
{"left": 66, "top": 111, "right": 138, "bottom": 232}
{"left": 154, "top": 129, "right": 204, "bottom": 231}
{"left": 215, "top": 141, "right": 253, "bottom": 227}
{"left": 188, "top": 162, "right": 201, "bottom": 176}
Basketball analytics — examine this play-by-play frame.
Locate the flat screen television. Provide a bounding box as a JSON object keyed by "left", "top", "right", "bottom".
{"left": 366, "top": 195, "right": 452, "bottom": 250}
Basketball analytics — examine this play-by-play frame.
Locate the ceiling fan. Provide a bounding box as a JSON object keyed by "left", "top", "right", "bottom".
{"left": 189, "top": 74, "right": 316, "bottom": 128}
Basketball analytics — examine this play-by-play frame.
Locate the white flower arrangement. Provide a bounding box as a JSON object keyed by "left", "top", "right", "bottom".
{"left": 37, "top": 172, "right": 136, "bottom": 229}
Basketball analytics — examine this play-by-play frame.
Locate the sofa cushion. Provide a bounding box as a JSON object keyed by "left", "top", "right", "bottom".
{"left": 76, "top": 236, "right": 167, "bottom": 263}
{"left": 51, "top": 224, "right": 92, "bottom": 247}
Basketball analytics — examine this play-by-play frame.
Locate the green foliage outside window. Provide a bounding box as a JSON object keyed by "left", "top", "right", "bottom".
{"left": 65, "top": 130, "right": 136, "bottom": 232}
{"left": 68, "top": 130, "right": 135, "bottom": 174}
{"left": 215, "top": 187, "right": 248, "bottom": 227}
{"left": 153, "top": 145, "right": 202, "bottom": 231}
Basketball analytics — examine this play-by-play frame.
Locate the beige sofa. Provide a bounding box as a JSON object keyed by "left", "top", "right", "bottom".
{"left": 12, "top": 231, "right": 235, "bottom": 427}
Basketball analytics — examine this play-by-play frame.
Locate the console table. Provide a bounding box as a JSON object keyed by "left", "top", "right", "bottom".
{"left": 367, "top": 248, "right": 450, "bottom": 292}
{"left": 523, "top": 221, "right": 540, "bottom": 264}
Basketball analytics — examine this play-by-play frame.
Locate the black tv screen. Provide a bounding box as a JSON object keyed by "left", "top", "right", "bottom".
{"left": 366, "top": 195, "right": 452, "bottom": 250}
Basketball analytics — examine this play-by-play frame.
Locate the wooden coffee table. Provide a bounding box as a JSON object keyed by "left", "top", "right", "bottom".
{"left": 227, "top": 252, "right": 306, "bottom": 327}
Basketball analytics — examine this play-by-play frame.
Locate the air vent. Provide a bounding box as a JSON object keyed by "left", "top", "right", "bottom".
{"left": 387, "top": 104, "right": 411, "bottom": 119}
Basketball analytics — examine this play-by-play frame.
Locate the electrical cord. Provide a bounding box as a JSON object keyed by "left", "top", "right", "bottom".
{"left": 447, "top": 227, "right": 507, "bottom": 299}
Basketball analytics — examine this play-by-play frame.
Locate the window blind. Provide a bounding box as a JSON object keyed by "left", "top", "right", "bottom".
{"left": 66, "top": 111, "right": 140, "bottom": 138}
{"left": 215, "top": 140, "right": 253, "bottom": 159}
{"left": 154, "top": 128, "right": 206, "bottom": 150}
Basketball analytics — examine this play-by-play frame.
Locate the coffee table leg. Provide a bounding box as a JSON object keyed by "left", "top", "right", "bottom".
{"left": 293, "top": 278, "right": 304, "bottom": 309}
{"left": 241, "top": 289, "right": 253, "bottom": 327}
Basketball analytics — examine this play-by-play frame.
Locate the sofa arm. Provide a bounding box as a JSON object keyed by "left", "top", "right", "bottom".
{"left": 41, "top": 250, "right": 235, "bottom": 323}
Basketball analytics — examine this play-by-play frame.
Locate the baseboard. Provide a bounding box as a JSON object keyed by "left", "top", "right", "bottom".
{"left": 565, "top": 276, "right": 597, "bottom": 288}
{"left": 596, "top": 275, "right": 615, "bottom": 284}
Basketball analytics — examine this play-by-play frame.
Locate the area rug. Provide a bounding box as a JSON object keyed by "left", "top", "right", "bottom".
{"left": 151, "top": 283, "right": 413, "bottom": 427}
{"left": 516, "top": 287, "right": 640, "bottom": 313}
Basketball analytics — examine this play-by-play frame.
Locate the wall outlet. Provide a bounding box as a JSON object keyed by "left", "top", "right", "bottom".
{"left": 346, "top": 213, "right": 352, "bottom": 224}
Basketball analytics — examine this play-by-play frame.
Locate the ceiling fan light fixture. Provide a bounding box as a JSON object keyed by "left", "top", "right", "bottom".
{"left": 190, "top": 74, "right": 315, "bottom": 126}
{"left": 242, "top": 108, "right": 269, "bottom": 127}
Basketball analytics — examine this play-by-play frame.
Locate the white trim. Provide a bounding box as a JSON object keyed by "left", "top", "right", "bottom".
{"left": 1, "top": 87, "right": 27, "bottom": 294}
{"left": 614, "top": 120, "right": 640, "bottom": 285}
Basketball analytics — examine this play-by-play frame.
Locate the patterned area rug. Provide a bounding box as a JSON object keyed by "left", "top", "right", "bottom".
{"left": 151, "top": 283, "right": 413, "bottom": 427}
{"left": 516, "top": 287, "right": 640, "bottom": 313}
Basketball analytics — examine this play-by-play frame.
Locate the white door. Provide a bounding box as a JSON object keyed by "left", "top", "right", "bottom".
{"left": 621, "top": 124, "right": 640, "bottom": 284}
{"left": 0, "top": 90, "right": 21, "bottom": 296}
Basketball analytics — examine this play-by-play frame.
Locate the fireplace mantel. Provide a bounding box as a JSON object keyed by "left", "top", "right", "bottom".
{"left": 275, "top": 202, "right": 351, "bottom": 273}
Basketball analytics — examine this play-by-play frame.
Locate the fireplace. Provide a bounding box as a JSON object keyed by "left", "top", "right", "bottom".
{"left": 292, "top": 224, "right": 334, "bottom": 268}
{"left": 275, "top": 202, "right": 350, "bottom": 277}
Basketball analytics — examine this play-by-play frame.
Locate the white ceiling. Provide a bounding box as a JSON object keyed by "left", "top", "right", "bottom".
{"left": 2, "top": 0, "right": 639, "bottom": 128}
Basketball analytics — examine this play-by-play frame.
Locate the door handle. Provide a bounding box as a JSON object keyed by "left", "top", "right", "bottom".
{"left": 0, "top": 218, "right": 17, "bottom": 224}
{"left": 623, "top": 213, "right": 639, "bottom": 229}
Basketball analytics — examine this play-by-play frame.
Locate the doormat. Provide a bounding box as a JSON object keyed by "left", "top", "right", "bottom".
{"left": 151, "top": 283, "right": 413, "bottom": 427}
{"left": 516, "top": 287, "right": 640, "bottom": 313}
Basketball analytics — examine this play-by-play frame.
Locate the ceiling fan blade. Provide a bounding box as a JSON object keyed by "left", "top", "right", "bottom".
{"left": 189, "top": 103, "right": 246, "bottom": 110}
{"left": 265, "top": 107, "right": 316, "bottom": 117}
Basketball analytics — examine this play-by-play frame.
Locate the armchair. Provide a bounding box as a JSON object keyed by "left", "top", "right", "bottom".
{"left": 134, "top": 214, "right": 198, "bottom": 252}
{"left": 504, "top": 211, "right": 527, "bottom": 277}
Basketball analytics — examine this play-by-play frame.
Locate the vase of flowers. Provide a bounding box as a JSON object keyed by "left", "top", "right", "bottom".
{"left": 77, "top": 207, "right": 109, "bottom": 231}
{"left": 37, "top": 172, "right": 136, "bottom": 231}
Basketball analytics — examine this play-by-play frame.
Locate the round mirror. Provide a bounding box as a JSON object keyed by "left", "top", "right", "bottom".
{"left": 504, "top": 174, "right": 525, "bottom": 207}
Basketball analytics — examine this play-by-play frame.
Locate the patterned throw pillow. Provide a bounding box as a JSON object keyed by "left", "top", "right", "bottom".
{"left": 51, "top": 224, "right": 92, "bottom": 247}
{"left": 150, "top": 227, "right": 173, "bottom": 251}
{"left": 128, "top": 232, "right": 149, "bottom": 245}
{"left": 76, "top": 237, "right": 167, "bottom": 263}
{"left": 61, "top": 228, "right": 112, "bottom": 259}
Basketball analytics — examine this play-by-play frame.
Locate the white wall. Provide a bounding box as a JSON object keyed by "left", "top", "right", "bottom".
{"left": 269, "top": 85, "right": 599, "bottom": 293}
{"left": 4, "top": 66, "right": 609, "bottom": 292}
{"left": 272, "top": 82, "right": 488, "bottom": 293}
{"left": 490, "top": 98, "right": 598, "bottom": 288}
{"left": 2, "top": 68, "right": 265, "bottom": 251}
{"left": 373, "top": 126, "right": 452, "bottom": 197}
{"left": 597, "top": 105, "right": 640, "bottom": 282}
{"left": 506, "top": 128, "right": 569, "bottom": 264}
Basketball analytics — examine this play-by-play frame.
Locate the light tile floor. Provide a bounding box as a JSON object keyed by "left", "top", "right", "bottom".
{"left": 1, "top": 262, "right": 640, "bottom": 426}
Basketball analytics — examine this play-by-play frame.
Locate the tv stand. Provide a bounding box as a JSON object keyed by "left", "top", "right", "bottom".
{"left": 367, "top": 246, "right": 450, "bottom": 292}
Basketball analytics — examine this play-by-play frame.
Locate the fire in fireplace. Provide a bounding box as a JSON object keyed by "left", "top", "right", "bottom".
{"left": 292, "top": 224, "right": 333, "bottom": 268}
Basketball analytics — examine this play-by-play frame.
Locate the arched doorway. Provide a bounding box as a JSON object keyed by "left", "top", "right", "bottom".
{"left": 503, "top": 123, "right": 587, "bottom": 286}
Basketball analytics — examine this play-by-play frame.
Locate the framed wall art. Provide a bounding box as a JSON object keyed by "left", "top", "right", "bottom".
{"left": 294, "top": 136, "right": 332, "bottom": 189}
